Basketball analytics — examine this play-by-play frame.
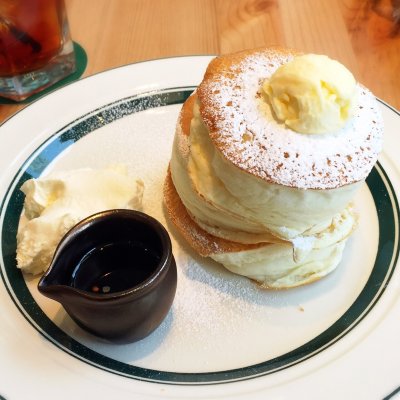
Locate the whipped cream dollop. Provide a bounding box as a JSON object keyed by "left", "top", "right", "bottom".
{"left": 263, "top": 54, "right": 357, "bottom": 134}
{"left": 17, "top": 165, "right": 144, "bottom": 275}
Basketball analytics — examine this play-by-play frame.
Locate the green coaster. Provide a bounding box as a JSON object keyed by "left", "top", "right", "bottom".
{"left": 0, "top": 41, "right": 87, "bottom": 105}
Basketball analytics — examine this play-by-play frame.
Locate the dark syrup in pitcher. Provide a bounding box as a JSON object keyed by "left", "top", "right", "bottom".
{"left": 71, "top": 241, "right": 161, "bottom": 294}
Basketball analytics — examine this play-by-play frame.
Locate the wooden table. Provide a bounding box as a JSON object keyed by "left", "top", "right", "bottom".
{"left": 1, "top": 0, "right": 399, "bottom": 122}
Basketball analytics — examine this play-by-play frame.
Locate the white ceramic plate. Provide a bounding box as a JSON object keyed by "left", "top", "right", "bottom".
{"left": 1, "top": 57, "right": 400, "bottom": 400}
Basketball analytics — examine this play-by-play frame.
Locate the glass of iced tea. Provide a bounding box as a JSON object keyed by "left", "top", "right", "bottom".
{"left": 0, "top": 0, "right": 76, "bottom": 101}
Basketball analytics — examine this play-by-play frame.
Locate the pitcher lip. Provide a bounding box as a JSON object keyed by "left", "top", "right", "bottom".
{"left": 37, "top": 209, "right": 174, "bottom": 301}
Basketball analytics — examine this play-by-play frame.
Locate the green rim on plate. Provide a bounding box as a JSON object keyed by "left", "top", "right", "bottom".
{"left": 0, "top": 88, "right": 399, "bottom": 384}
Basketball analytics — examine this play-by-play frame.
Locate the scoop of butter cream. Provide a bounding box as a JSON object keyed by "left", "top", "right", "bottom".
{"left": 263, "top": 54, "right": 357, "bottom": 134}
{"left": 16, "top": 165, "right": 144, "bottom": 275}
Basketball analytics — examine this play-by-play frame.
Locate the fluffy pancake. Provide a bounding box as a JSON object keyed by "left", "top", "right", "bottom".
{"left": 165, "top": 47, "right": 382, "bottom": 288}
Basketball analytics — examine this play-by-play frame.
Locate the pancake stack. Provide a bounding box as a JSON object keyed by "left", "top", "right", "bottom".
{"left": 164, "top": 47, "right": 383, "bottom": 289}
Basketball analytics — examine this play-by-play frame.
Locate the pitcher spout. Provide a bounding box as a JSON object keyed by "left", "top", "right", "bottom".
{"left": 38, "top": 274, "right": 77, "bottom": 303}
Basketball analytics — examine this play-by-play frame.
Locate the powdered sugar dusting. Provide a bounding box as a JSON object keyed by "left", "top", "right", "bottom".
{"left": 198, "top": 48, "right": 383, "bottom": 189}
{"left": 174, "top": 123, "right": 190, "bottom": 163}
